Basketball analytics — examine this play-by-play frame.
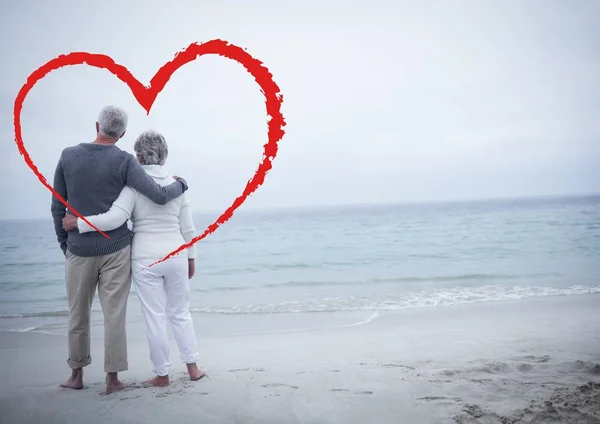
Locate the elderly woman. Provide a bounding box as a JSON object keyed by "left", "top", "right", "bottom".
{"left": 62, "top": 130, "right": 205, "bottom": 387}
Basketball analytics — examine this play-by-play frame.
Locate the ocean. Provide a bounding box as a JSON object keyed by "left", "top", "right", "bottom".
{"left": 1, "top": 195, "right": 599, "bottom": 337}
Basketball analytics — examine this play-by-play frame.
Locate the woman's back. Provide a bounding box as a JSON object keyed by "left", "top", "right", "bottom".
{"left": 71, "top": 131, "right": 197, "bottom": 263}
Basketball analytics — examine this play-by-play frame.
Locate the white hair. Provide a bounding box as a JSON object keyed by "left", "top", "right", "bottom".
{"left": 97, "top": 105, "right": 128, "bottom": 139}
{"left": 134, "top": 130, "right": 168, "bottom": 165}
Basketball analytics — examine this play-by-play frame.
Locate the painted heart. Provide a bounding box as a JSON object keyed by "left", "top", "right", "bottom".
{"left": 13, "top": 39, "right": 286, "bottom": 267}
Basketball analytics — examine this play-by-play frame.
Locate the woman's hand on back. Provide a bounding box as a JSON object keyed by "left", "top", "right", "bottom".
{"left": 62, "top": 214, "right": 78, "bottom": 231}
{"left": 188, "top": 259, "right": 195, "bottom": 279}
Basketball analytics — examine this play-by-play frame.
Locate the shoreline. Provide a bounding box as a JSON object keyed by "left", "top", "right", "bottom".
{"left": 3, "top": 290, "right": 600, "bottom": 337}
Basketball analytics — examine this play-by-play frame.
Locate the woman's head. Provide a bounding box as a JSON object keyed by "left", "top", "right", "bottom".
{"left": 134, "top": 130, "right": 168, "bottom": 165}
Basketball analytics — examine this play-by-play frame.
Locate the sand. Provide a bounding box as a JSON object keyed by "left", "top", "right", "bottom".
{"left": 455, "top": 381, "right": 600, "bottom": 423}
{"left": 1, "top": 294, "right": 599, "bottom": 424}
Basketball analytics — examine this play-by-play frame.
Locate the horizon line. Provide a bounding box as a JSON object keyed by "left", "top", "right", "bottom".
{"left": 1, "top": 191, "right": 598, "bottom": 222}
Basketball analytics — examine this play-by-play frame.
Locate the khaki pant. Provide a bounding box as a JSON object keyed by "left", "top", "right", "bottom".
{"left": 65, "top": 245, "right": 131, "bottom": 373}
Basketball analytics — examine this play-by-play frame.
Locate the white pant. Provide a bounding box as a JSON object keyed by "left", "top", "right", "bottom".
{"left": 132, "top": 256, "right": 199, "bottom": 376}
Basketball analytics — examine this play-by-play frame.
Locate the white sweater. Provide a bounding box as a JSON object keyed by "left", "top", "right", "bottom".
{"left": 77, "top": 165, "right": 196, "bottom": 260}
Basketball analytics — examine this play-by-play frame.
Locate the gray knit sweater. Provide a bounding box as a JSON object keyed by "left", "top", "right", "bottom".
{"left": 51, "top": 143, "right": 188, "bottom": 257}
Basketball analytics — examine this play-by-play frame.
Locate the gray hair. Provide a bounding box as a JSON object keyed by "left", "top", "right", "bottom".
{"left": 97, "top": 105, "right": 128, "bottom": 139}
{"left": 134, "top": 130, "right": 168, "bottom": 165}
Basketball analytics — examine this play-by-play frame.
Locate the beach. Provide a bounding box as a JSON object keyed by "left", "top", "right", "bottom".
{"left": 1, "top": 196, "right": 599, "bottom": 422}
{"left": 3, "top": 0, "right": 599, "bottom": 420}
{"left": 2, "top": 293, "right": 599, "bottom": 424}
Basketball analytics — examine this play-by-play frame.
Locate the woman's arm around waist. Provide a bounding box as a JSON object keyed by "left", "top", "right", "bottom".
{"left": 77, "top": 186, "right": 137, "bottom": 233}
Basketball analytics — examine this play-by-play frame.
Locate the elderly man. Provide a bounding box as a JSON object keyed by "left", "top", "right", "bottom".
{"left": 51, "top": 105, "right": 189, "bottom": 394}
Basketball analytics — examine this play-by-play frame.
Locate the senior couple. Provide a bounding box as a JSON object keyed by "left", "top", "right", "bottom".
{"left": 51, "top": 105, "right": 204, "bottom": 394}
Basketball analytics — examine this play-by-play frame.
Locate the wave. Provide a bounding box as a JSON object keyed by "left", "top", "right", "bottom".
{"left": 6, "top": 326, "right": 59, "bottom": 335}
{"left": 193, "top": 272, "right": 561, "bottom": 293}
{"left": 0, "top": 296, "right": 69, "bottom": 304}
{"left": 337, "top": 311, "right": 380, "bottom": 329}
{"left": 7, "top": 326, "right": 38, "bottom": 332}
{"left": 0, "top": 281, "right": 66, "bottom": 292}
{"left": 241, "top": 312, "right": 382, "bottom": 337}
{"left": 190, "top": 284, "right": 600, "bottom": 315}
{"left": 0, "top": 310, "right": 69, "bottom": 319}
{"left": 2, "top": 285, "right": 598, "bottom": 320}
{"left": 0, "top": 261, "right": 64, "bottom": 268}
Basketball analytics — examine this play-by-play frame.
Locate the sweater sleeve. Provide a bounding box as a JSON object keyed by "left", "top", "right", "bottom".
{"left": 77, "top": 186, "right": 137, "bottom": 233}
{"left": 122, "top": 154, "right": 188, "bottom": 205}
{"left": 50, "top": 153, "right": 68, "bottom": 255}
{"left": 178, "top": 193, "right": 197, "bottom": 259}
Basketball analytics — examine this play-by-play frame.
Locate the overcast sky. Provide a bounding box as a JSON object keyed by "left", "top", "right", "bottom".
{"left": 1, "top": 0, "right": 599, "bottom": 220}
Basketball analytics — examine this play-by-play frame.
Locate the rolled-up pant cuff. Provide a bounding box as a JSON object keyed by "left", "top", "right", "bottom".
{"left": 105, "top": 361, "right": 128, "bottom": 373}
{"left": 153, "top": 362, "right": 171, "bottom": 377}
{"left": 182, "top": 353, "right": 200, "bottom": 364}
{"left": 67, "top": 356, "right": 91, "bottom": 369}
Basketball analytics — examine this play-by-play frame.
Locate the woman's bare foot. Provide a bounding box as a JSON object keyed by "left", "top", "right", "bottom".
{"left": 186, "top": 363, "right": 206, "bottom": 381}
{"left": 144, "top": 375, "right": 170, "bottom": 387}
{"left": 105, "top": 373, "right": 128, "bottom": 394}
{"left": 60, "top": 369, "right": 84, "bottom": 390}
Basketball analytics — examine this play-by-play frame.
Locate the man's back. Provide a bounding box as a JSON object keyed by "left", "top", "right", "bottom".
{"left": 51, "top": 142, "right": 187, "bottom": 257}
{"left": 55, "top": 143, "right": 133, "bottom": 256}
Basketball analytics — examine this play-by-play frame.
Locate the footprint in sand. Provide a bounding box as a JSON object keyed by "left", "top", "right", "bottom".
{"left": 297, "top": 369, "right": 340, "bottom": 375}
{"left": 381, "top": 364, "right": 416, "bottom": 370}
{"left": 516, "top": 363, "right": 534, "bottom": 372}
{"left": 418, "top": 396, "right": 462, "bottom": 402}
{"left": 331, "top": 389, "right": 374, "bottom": 395}
{"left": 119, "top": 395, "right": 142, "bottom": 401}
{"left": 262, "top": 383, "right": 299, "bottom": 389}
{"left": 228, "top": 368, "right": 265, "bottom": 373}
{"left": 519, "top": 355, "right": 551, "bottom": 363}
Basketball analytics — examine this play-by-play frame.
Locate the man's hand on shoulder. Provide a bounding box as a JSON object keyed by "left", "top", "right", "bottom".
{"left": 172, "top": 176, "right": 188, "bottom": 191}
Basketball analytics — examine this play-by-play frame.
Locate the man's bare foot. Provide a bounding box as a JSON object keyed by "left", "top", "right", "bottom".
{"left": 144, "top": 375, "right": 170, "bottom": 387}
{"left": 105, "top": 373, "right": 128, "bottom": 394}
{"left": 186, "top": 363, "right": 206, "bottom": 381}
{"left": 60, "top": 369, "right": 84, "bottom": 390}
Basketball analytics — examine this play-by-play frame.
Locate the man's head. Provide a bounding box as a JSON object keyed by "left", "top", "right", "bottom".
{"left": 134, "top": 130, "right": 169, "bottom": 165}
{"left": 95, "top": 105, "right": 128, "bottom": 142}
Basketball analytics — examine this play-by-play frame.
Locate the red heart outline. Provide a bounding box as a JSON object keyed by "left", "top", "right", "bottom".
{"left": 13, "top": 39, "right": 286, "bottom": 267}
